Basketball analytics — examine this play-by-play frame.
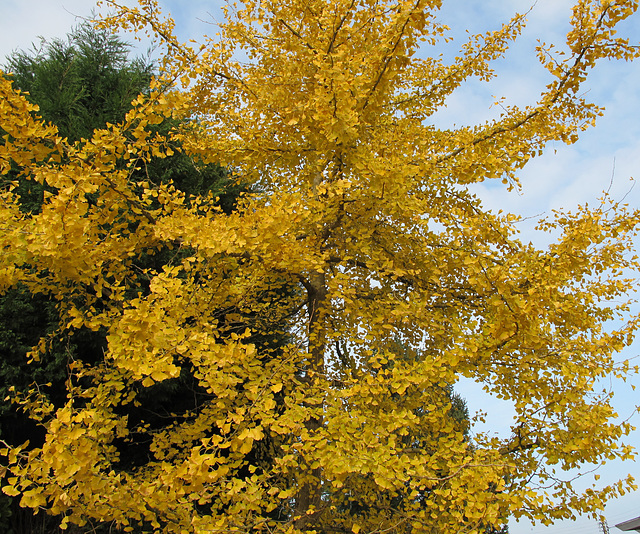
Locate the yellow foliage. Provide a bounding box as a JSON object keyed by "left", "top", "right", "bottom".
{"left": 2, "top": 0, "right": 640, "bottom": 533}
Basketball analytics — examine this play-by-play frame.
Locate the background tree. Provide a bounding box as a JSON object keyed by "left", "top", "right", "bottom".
{"left": 1, "top": 1, "right": 640, "bottom": 533}
{"left": 0, "top": 21, "right": 242, "bottom": 534}
{"left": 6, "top": 21, "right": 152, "bottom": 143}
{"left": 2, "top": 20, "right": 240, "bottom": 213}
{"left": 3, "top": 21, "right": 153, "bottom": 215}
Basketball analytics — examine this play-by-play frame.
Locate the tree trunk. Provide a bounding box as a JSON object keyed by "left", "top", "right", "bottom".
{"left": 294, "top": 269, "right": 326, "bottom": 528}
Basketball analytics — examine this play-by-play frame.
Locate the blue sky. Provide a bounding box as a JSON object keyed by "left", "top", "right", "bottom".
{"left": 1, "top": 1, "right": 639, "bottom": 533}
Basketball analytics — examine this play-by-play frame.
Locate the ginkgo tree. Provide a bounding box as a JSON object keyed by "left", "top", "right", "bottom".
{"left": 2, "top": 0, "right": 640, "bottom": 532}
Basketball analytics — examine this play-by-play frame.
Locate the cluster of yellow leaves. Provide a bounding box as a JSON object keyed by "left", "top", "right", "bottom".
{"left": 2, "top": 0, "right": 640, "bottom": 533}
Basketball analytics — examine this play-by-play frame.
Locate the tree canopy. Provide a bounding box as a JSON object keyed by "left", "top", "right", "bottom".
{"left": 2, "top": 1, "right": 640, "bottom": 533}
